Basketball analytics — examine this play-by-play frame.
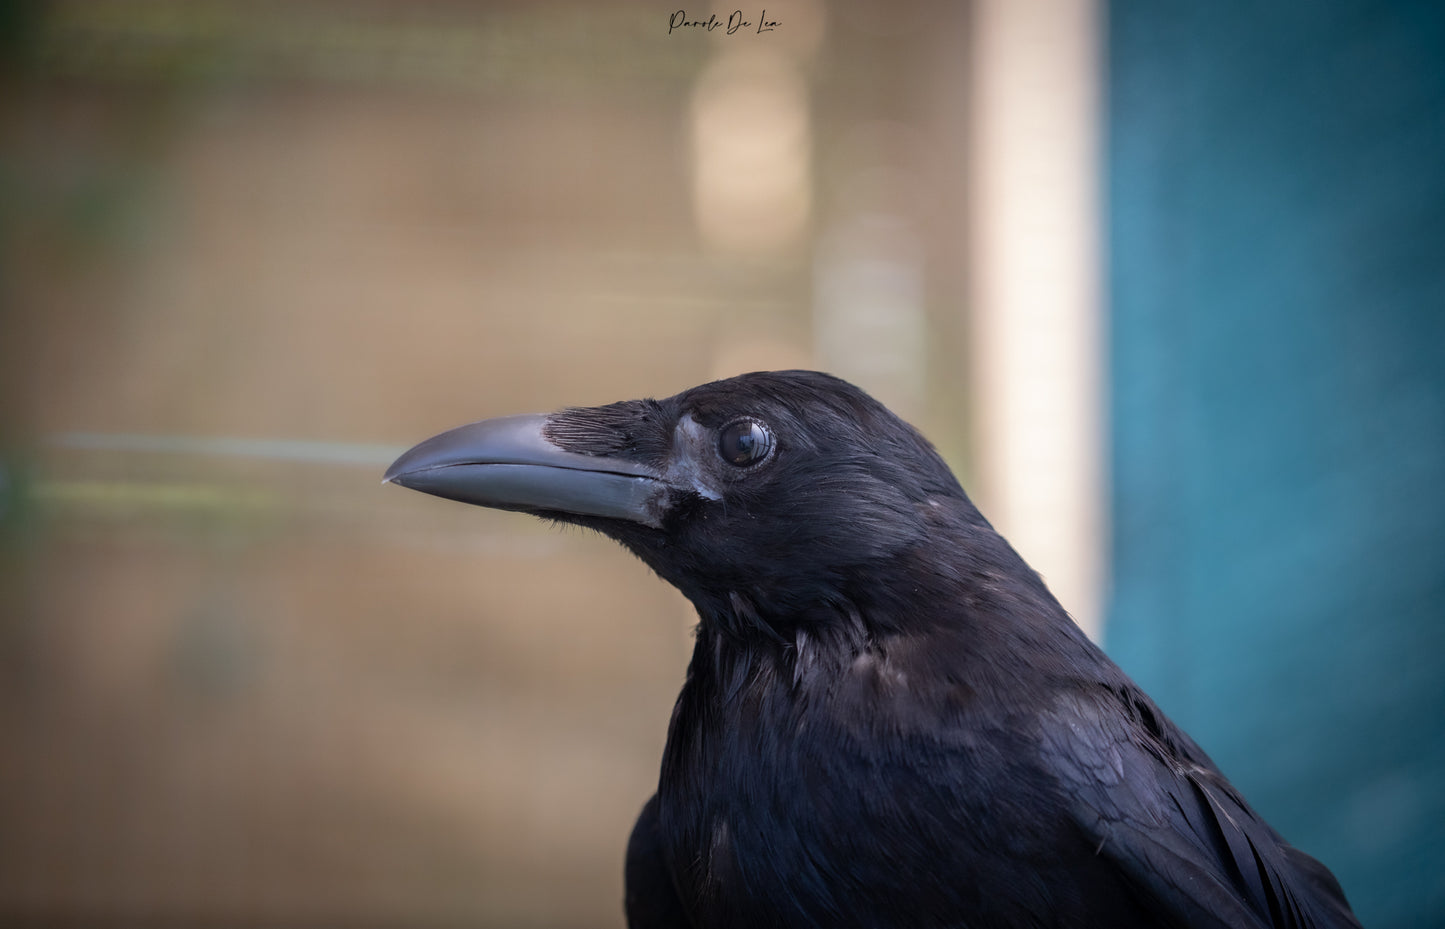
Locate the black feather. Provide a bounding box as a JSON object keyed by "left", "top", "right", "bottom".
{"left": 401, "top": 371, "right": 1364, "bottom": 929}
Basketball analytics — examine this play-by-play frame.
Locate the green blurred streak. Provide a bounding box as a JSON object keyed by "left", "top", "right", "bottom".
{"left": 32, "top": 477, "right": 281, "bottom": 524}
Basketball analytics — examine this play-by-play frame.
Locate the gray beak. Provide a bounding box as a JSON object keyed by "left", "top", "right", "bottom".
{"left": 383, "top": 413, "right": 667, "bottom": 528}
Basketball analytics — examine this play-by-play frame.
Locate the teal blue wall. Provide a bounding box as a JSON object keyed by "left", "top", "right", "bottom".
{"left": 1106, "top": 3, "right": 1445, "bottom": 927}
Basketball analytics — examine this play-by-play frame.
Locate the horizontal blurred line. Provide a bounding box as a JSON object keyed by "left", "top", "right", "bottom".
{"left": 50, "top": 433, "right": 405, "bottom": 468}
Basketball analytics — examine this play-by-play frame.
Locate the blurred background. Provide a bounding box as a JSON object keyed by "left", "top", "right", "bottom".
{"left": 0, "top": 1, "right": 1440, "bottom": 927}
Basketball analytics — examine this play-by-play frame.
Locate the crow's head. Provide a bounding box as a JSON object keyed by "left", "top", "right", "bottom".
{"left": 385, "top": 371, "right": 988, "bottom": 637}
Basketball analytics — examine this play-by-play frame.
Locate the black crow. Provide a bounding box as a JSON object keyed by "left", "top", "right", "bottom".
{"left": 384, "top": 370, "right": 1361, "bottom": 929}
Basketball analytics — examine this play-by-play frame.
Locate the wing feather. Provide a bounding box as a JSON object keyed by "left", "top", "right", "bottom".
{"left": 1041, "top": 691, "right": 1361, "bottom": 929}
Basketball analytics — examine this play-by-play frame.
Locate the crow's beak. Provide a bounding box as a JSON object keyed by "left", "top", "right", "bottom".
{"left": 383, "top": 413, "right": 667, "bottom": 528}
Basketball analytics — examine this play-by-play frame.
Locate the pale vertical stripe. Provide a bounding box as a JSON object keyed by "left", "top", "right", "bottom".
{"left": 968, "top": 0, "right": 1106, "bottom": 638}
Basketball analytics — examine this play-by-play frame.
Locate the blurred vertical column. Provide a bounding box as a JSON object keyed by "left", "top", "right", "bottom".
{"left": 689, "top": 3, "right": 823, "bottom": 257}
{"left": 968, "top": 0, "right": 1104, "bottom": 637}
{"left": 810, "top": 3, "right": 933, "bottom": 424}
{"left": 689, "top": 1, "right": 825, "bottom": 377}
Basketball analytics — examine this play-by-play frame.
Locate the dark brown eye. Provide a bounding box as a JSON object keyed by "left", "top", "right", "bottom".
{"left": 718, "top": 419, "right": 774, "bottom": 467}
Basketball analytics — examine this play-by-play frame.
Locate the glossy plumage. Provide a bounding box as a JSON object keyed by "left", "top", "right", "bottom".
{"left": 386, "top": 371, "right": 1361, "bottom": 929}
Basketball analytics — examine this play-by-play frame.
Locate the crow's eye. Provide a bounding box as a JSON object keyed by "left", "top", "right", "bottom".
{"left": 718, "top": 419, "right": 773, "bottom": 467}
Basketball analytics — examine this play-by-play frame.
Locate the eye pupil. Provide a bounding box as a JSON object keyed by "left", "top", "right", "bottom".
{"left": 719, "top": 420, "right": 773, "bottom": 467}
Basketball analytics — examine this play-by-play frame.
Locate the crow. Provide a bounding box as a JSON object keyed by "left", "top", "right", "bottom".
{"left": 384, "top": 370, "right": 1361, "bottom": 929}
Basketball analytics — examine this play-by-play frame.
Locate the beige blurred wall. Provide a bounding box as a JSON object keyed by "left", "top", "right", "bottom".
{"left": 0, "top": 2, "right": 1098, "bottom": 926}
